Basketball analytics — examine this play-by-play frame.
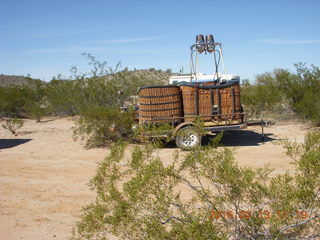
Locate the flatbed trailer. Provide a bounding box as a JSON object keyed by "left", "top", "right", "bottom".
{"left": 135, "top": 34, "right": 248, "bottom": 150}
{"left": 138, "top": 116, "right": 247, "bottom": 151}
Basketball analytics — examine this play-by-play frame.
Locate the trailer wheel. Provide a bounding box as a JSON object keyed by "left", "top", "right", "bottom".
{"left": 175, "top": 126, "right": 201, "bottom": 150}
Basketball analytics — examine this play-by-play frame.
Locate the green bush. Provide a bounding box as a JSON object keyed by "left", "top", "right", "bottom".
{"left": 25, "top": 79, "right": 47, "bottom": 122}
{"left": 0, "top": 78, "right": 47, "bottom": 121}
{"left": 44, "top": 54, "right": 165, "bottom": 118}
{"left": 72, "top": 131, "right": 320, "bottom": 240}
{"left": 73, "top": 106, "right": 135, "bottom": 148}
{"left": 241, "top": 63, "right": 320, "bottom": 124}
{"left": 2, "top": 117, "right": 24, "bottom": 135}
{"left": 0, "top": 86, "right": 33, "bottom": 117}
{"left": 241, "top": 72, "right": 283, "bottom": 117}
{"left": 63, "top": 54, "right": 167, "bottom": 148}
{"left": 275, "top": 63, "right": 320, "bottom": 125}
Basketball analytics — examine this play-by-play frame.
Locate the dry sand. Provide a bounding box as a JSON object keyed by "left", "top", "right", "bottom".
{"left": 0, "top": 118, "right": 311, "bottom": 240}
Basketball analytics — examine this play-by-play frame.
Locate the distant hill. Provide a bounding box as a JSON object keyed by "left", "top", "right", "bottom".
{"left": 0, "top": 75, "right": 43, "bottom": 87}
{"left": 51, "top": 68, "right": 174, "bottom": 86}
{"left": 122, "top": 68, "right": 172, "bottom": 84}
{"left": 0, "top": 69, "right": 173, "bottom": 88}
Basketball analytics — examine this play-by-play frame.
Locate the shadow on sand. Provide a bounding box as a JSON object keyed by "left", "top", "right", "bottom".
{"left": 161, "top": 129, "right": 275, "bottom": 149}
{"left": 205, "top": 130, "right": 275, "bottom": 147}
{"left": 0, "top": 139, "right": 32, "bottom": 150}
{"left": 39, "top": 119, "right": 55, "bottom": 123}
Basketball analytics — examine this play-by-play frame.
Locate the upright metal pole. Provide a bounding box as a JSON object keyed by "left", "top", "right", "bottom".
{"left": 195, "top": 49, "right": 199, "bottom": 82}
{"left": 261, "top": 119, "right": 265, "bottom": 142}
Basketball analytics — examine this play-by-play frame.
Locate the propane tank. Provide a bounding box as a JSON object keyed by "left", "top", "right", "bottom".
{"left": 206, "top": 34, "right": 215, "bottom": 53}
{"left": 196, "top": 34, "right": 205, "bottom": 53}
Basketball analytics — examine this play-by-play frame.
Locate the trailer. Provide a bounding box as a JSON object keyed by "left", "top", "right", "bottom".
{"left": 136, "top": 35, "right": 247, "bottom": 150}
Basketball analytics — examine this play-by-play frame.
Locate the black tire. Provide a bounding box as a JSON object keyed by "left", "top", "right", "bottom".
{"left": 175, "top": 126, "right": 201, "bottom": 150}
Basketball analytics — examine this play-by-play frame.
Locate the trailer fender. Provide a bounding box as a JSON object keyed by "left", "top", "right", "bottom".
{"left": 173, "top": 122, "right": 195, "bottom": 136}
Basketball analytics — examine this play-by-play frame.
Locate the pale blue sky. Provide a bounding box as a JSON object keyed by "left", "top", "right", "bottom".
{"left": 1, "top": 0, "right": 320, "bottom": 81}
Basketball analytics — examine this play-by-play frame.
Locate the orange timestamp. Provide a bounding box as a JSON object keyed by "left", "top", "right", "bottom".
{"left": 209, "top": 209, "right": 309, "bottom": 220}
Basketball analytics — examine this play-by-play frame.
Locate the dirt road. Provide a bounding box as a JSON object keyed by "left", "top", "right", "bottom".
{"left": 0, "top": 118, "right": 311, "bottom": 240}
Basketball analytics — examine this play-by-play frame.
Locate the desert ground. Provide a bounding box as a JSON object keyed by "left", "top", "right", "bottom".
{"left": 0, "top": 118, "right": 312, "bottom": 240}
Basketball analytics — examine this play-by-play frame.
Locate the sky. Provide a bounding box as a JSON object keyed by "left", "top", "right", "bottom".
{"left": 1, "top": 0, "right": 320, "bottom": 81}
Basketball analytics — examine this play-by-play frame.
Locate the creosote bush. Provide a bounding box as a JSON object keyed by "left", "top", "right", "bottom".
{"left": 2, "top": 117, "right": 24, "bottom": 135}
{"left": 72, "top": 131, "right": 319, "bottom": 240}
{"left": 73, "top": 106, "right": 135, "bottom": 148}
{"left": 241, "top": 73, "right": 282, "bottom": 117}
{"left": 241, "top": 63, "right": 320, "bottom": 124}
{"left": 62, "top": 54, "right": 169, "bottom": 148}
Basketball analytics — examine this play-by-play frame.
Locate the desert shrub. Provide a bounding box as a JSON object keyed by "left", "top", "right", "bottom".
{"left": 0, "top": 86, "right": 33, "bottom": 117}
{"left": 46, "top": 79, "right": 91, "bottom": 116}
{"left": 241, "top": 63, "right": 320, "bottom": 124}
{"left": 2, "top": 117, "right": 24, "bottom": 135}
{"left": 73, "top": 106, "right": 135, "bottom": 148}
{"left": 25, "top": 79, "right": 47, "bottom": 122}
{"left": 66, "top": 54, "right": 167, "bottom": 147}
{"left": 45, "top": 54, "right": 165, "bottom": 117}
{"left": 72, "top": 131, "right": 319, "bottom": 240}
{"left": 134, "top": 122, "right": 175, "bottom": 143}
{"left": 26, "top": 103, "right": 47, "bottom": 122}
{"left": 275, "top": 63, "right": 320, "bottom": 125}
{"left": 241, "top": 72, "right": 283, "bottom": 117}
{"left": 0, "top": 78, "right": 47, "bottom": 121}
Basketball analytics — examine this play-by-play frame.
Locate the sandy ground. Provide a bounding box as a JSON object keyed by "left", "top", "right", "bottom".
{"left": 0, "top": 118, "right": 311, "bottom": 240}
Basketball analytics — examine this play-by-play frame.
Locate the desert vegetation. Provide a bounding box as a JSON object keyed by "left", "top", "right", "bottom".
{"left": 1, "top": 58, "right": 320, "bottom": 138}
{"left": 241, "top": 63, "right": 320, "bottom": 125}
{"left": 1, "top": 117, "right": 24, "bottom": 135}
{"left": 1, "top": 54, "right": 168, "bottom": 144}
{"left": 71, "top": 131, "right": 319, "bottom": 240}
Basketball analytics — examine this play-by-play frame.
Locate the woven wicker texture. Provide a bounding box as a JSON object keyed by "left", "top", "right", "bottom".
{"left": 138, "top": 86, "right": 183, "bottom": 123}
{"left": 180, "top": 82, "right": 241, "bottom": 121}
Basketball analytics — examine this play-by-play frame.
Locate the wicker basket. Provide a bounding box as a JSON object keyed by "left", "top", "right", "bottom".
{"left": 179, "top": 81, "right": 242, "bottom": 121}
{"left": 179, "top": 85, "right": 197, "bottom": 121}
{"left": 219, "top": 84, "right": 242, "bottom": 119}
{"left": 138, "top": 86, "right": 183, "bottom": 123}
